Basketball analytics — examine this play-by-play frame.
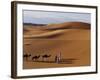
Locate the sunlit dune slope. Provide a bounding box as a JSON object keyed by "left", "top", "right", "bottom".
{"left": 23, "top": 22, "right": 90, "bottom": 40}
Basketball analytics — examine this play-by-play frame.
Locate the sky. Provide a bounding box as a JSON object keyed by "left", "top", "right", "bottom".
{"left": 23, "top": 10, "right": 91, "bottom": 24}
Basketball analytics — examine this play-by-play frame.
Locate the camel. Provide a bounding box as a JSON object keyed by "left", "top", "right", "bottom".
{"left": 23, "top": 54, "right": 31, "bottom": 61}
{"left": 32, "top": 55, "right": 40, "bottom": 61}
{"left": 42, "top": 54, "right": 51, "bottom": 61}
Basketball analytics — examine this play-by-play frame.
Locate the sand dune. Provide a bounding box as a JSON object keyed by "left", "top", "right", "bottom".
{"left": 24, "top": 29, "right": 66, "bottom": 38}
{"left": 24, "top": 22, "right": 90, "bottom": 39}
{"left": 23, "top": 22, "right": 90, "bottom": 69}
{"left": 43, "top": 22, "right": 90, "bottom": 30}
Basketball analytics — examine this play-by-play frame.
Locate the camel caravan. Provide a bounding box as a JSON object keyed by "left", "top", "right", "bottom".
{"left": 23, "top": 52, "right": 61, "bottom": 63}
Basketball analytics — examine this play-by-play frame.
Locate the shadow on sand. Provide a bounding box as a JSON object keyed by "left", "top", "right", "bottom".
{"left": 31, "top": 58, "right": 77, "bottom": 64}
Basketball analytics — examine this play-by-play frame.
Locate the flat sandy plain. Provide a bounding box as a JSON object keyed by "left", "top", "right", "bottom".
{"left": 23, "top": 22, "right": 90, "bottom": 69}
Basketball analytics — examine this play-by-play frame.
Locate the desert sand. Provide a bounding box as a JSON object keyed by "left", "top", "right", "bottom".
{"left": 23, "top": 22, "right": 90, "bottom": 69}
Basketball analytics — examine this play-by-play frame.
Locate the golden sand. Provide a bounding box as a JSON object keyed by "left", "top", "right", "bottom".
{"left": 23, "top": 22, "right": 90, "bottom": 69}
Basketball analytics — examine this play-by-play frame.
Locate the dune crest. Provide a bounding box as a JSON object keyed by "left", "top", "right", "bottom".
{"left": 43, "top": 22, "right": 90, "bottom": 30}
{"left": 24, "top": 29, "right": 66, "bottom": 38}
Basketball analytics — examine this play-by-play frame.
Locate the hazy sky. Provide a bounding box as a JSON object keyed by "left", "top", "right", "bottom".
{"left": 23, "top": 10, "right": 91, "bottom": 24}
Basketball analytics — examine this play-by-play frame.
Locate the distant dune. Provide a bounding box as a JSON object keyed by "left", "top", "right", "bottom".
{"left": 23, "top": 22, "right": 90, "bottom": 69}
{"left": 44, "top": 22, "right": 90, "bottom": 30}
{"left": 24, "top": 22, "right": 90, "bottom": 39}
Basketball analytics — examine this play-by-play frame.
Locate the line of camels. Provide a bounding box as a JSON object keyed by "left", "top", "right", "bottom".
{"left": 23, "top": 53, "right": 76, "bottom": 64}
{"left": 23, "top": 54, "right": 51, "bottom": 61}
